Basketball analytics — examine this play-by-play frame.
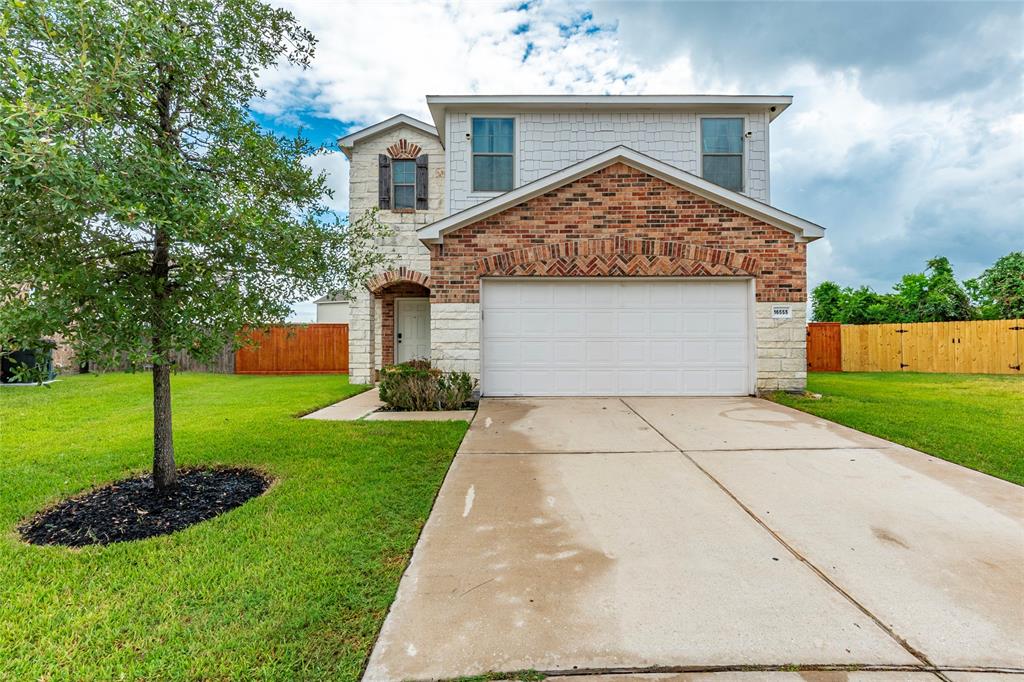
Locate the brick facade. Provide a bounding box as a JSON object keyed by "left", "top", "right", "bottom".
{"left": 430, "top": 163, "right": 805, "bottom": 305}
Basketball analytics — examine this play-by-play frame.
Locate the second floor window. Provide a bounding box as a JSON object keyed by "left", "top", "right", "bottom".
{"left": 472, "top": 117, "right": 514, "bottom": 192}
{"left": 392, "top": 160, "right": 416, "bottom": 209}
{"left": 701, "top": 118, "right": 744, "bottom": 192}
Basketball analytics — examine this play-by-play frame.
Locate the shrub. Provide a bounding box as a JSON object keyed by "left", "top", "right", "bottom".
{"left": 378, "top": 361, "right": 477, "bottom": 411}
{"left": 437, "top": 371, "right": 475, "bottom": 410}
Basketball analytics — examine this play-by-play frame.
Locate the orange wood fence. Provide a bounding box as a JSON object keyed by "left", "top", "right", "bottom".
{"left": 235, "top": 324, "right": 349, "bottom": 375}
{"left": 806, "top": 319, "right": 1023, "bottom": 375}
{"left": 806, "top": 322, "right": 843, "bottom": 371}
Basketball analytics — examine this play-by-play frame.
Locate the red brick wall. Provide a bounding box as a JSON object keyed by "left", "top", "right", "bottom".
{"left": 378, "top": 282, "right": 430, "bottom": 366}
{"left": 430, "top": 163, "right": 806, "bottom": 303}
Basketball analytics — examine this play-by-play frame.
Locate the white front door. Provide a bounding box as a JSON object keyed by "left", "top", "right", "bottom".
{"left": 396, "top": 298, "right": 431, "bottom": 364}
{"left": 481, "top": 279, "right": 752, "bottom": 396}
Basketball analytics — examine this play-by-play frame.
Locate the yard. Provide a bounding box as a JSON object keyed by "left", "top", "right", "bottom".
{"left": 771, "top": 372, "right": 1024, "bottom": 486}
{"left": 0, "top": 373, "right": 467, "bottom": 680}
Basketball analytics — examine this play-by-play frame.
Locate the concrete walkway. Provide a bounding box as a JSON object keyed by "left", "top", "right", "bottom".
{"left": 364, "top": 397, "right": 1024, "bottom": 682}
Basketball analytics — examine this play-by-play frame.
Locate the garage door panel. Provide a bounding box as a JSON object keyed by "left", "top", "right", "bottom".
{"left": 585, "top": 285, "right": 617, "bottom": 306}
{"left": 715, "top": 311, "right": 747, "bottom": 334}
{"left": 650, "top": 282, "right": 682, "bottom": 306}
{"left": 486, "top": 310, "right": 521, "bottom": 336}
{"left": 482, "top": 280, "right": 751, "bottom": 396}
{"left": 650, "top": 339, "right": 684, "bottom": 365}
{"left": 484, "top": 340, "right": 520, "bottom": 366}
{"left": 650, "top": 311, "right": 682, "bottom": 336}
{"left": 682, "top": 311, "right": 714, "bottom": 335}
{"left": 585, "top": 311, "right": 615, "bottom": 336}
{"left": 618, "top": 340, "right": 648, "bottom": 364}
{"left": 714, "top": 340, "right": 747, "bottom": 364}
{"left": 585, "top": 340, "right": 616, "bottom": 365}
{"left": 715, "top": 369, "right": 749, "bottom": 394}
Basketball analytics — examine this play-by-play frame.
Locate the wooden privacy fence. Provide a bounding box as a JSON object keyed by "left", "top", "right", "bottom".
{"left": 235, "top": 324, "right": 349, "bottom": 375}
{"left": 807, "top": 319, "right": 1023, "bottom": 375}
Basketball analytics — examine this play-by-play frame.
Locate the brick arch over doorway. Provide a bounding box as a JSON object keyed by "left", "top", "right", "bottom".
{"left": 375, "top": 280, "right": 430, "bottom": 367}
{"left": 473, "top": 237, "right": 759, "bottom": 279}
{"left": 367, "top": 267, "right": 431, "bottom": 295}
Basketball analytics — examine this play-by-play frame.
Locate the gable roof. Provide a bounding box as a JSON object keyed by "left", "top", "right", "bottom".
{"left": 337, "top": 114, "right": 437, "bottom": 158}
{"left": 426, "top": 94, "right": 793, "bottom": 146}
{"left": 417, "top": 146, "right": 825, "bottom": 244}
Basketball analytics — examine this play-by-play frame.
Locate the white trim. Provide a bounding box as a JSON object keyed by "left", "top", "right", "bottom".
{"left": 746, "top": 279, "right": 757, "bottom": 396}
{"left": 698, "top": 114, "right": 749, "bottom": 194}
{"left": 418, "top": 146, "right": 825, "bottom": 244}
{"left": 338, "top": 114, "right": 438, "bottom": 158}
{"left": 426, "top": 95, "right": 793, "bottom": 146}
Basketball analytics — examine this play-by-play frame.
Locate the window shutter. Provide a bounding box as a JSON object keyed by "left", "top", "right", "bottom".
{"left": 415, "top": 155, "right": 429, "bottom": 210}
{"left": 378, "top": 155, "right": 391, "bottom": 209}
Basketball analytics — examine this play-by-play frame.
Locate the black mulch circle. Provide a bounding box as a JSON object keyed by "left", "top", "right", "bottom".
{"left": 19, "top": 467, "right": 271, "bottom": 547}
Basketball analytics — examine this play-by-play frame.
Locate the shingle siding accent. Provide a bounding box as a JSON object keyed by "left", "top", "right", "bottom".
{"left": 446, "top": 110, "right": 770, "bottom": 213}
{"left": 430, "top": 163, "right": 805, "bottom": 305}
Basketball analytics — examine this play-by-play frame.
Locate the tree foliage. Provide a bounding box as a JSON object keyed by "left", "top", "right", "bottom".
{"left": 966, "top": 252, "right": 1024, "bottom": 320}
{"left": 811, "top": 255, "right": 1006, "bottom": 323}
{"left": 0, "top": 0, "right": 390, "bottom": 488}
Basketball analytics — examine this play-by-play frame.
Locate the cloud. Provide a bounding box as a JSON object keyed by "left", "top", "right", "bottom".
{"left": 259, "top": 0, "right": 1023, "bottom": 296}
{"left": 302, "top": 150, "right": 349, "bottom": 214}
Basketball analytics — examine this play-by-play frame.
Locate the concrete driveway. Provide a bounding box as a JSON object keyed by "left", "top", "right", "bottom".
{"left": 364, "top": 398, "right": 1024, "bottom": 682}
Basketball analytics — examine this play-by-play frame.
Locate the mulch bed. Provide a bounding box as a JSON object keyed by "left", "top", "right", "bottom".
{"left": 19, "top": 467, "right": 271, "bottom": 547}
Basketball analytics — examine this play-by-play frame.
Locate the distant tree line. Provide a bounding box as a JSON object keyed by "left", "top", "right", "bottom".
{"left": 811, "top": 252, "right": 1024, "bottom": 324}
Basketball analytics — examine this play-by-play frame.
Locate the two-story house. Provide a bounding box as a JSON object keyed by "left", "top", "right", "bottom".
{"left": 338, "top": 95, "right": 824, "bottom": 396}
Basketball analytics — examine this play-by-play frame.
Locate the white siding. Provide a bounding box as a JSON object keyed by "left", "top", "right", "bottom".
{"left": 446, "top": 110, "right": 770, "bottom": 213}
{"left": 316, "top": 301, "right": 350, "bottom": 324}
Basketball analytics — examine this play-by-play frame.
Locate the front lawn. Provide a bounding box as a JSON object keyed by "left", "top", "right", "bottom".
{"left": 770, "top": 372, "right": 1024, "bottom": 486}
{"left": 0, "top": 373, "right": 467, "bottom": 680}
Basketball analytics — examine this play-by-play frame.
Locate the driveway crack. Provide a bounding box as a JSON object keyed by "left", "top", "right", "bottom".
{"left": 618, "top": 398, "right": 952, "bottom": 682}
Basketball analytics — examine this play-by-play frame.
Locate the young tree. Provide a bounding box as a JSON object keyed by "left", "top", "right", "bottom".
{"left": 0, "top": 0, "right": 389, "bottom": 491}
{"left": 809, "top": 281, "right": 846, "bottom": 322}
{"left": 966, "top": 252, "right": 1024, "bottom": 320}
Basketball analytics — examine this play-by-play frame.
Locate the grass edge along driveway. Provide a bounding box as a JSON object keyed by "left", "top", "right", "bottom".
{"left": 770, "top": 372, "right": 1023, "bottom": 486}
{"left": 0, "top": 372, "right": 467, "bottom": 680}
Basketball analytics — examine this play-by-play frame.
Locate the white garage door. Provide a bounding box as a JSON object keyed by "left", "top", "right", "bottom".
{"left": 481, "top": 279, "right": 752, "bottom": 396}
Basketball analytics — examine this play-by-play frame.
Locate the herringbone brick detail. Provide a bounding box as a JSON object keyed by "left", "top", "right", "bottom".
{"left": 476, "top": 237, "right": 757, "bottom": 277}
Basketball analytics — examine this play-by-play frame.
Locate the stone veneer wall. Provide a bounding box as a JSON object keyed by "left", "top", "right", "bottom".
{"left": 430, "top": 303, "right": 480, "bottom": 376}
{"left": 347, "top": 124, "right": 445, "bottom": 383}
{"left": 755, "top": 302, "right": 807, "bottom": 392}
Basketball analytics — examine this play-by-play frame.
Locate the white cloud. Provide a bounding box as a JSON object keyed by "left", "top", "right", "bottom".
{"left": 302, "top": 150, "right": 349, "bottom": 213}
{"left": 265, "top": 0, "right": 1022, "bottom": 295}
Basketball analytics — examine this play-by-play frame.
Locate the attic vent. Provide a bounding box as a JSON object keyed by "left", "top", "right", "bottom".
{"left": 387, "top": 139, "right": 422, "bottom": 160}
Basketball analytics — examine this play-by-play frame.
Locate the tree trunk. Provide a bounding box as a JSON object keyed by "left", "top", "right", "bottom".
{"left": 152, "top": 360, "right": 177, "bottom": 491}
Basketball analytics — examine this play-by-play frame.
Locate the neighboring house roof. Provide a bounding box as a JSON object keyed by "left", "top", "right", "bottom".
{"left": 313, "top": 294, "right": 350, "bottom": 304}
{"left": 337, "top": 114, "right": 437, "bottom": 158}
{"left": 426, "top": 94, "right": 793, "bottom": 146}
{"left": 417, "top": 146, "right": 825, "bottom": 244}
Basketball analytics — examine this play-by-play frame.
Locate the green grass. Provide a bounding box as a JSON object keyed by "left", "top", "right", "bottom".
{"left": 0, "top": 372, "right": 468, "bottom": 680}
{"left": 770, "top": 372, "right": 1024, "bottom": 486}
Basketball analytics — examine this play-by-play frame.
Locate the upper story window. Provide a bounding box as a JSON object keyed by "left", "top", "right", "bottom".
{"left": 471, "top": 117, "right": 514, "bottom": 192}
{"left": 392, "top": 160, "right": 416, "bottom": 209}
{"left": 701, "top": 118, "right": 744, "bottom": 192}
{"left": 377, "top": 140, "right": 428, "bottom": 212}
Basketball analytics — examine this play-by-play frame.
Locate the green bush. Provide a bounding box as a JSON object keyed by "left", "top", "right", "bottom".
{"left": 378, "top": 361, "right": 477, "bottom": 411}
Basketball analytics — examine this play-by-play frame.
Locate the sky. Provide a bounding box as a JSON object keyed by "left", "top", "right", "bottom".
{"left": 252, "top": 1, "right": 1024, "bottom": 321}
